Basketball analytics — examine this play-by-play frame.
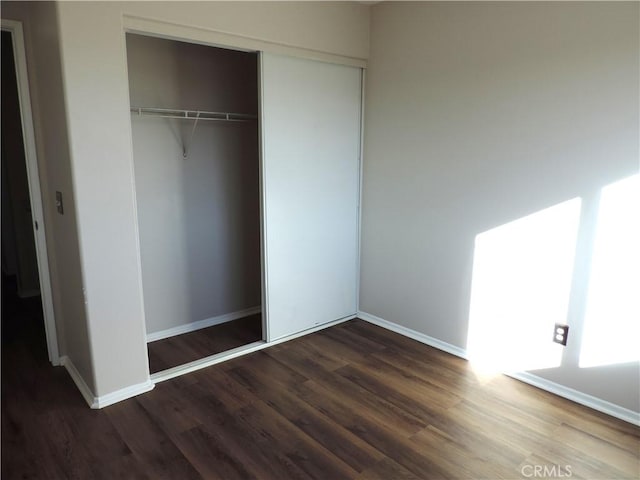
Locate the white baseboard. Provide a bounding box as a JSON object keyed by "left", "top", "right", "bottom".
{"left": 507, "top": 371, "right": 640, "bottom": 427}
{"left": 151, "top": 341, "right": 267, "bottom": 384}
{"left": 357, "top": 311, "right": 468, "bottom": 359}
{"left": 60, "top": 355, "right": 154, "bottom": 409}
{"left": 357, "top": 311, "right": 640, "bottom": 427}
{"left": 146, "top": 306, "right": 261, "bottom": 343}
{"left": 93, "top": 380, "right": 155, "bottom": 409}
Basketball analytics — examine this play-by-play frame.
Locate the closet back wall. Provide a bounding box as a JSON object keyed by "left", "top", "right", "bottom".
{"left": 126, "top": 34, "right": 261, "bottom": 336}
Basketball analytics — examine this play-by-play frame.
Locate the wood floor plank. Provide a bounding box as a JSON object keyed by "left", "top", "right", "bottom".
{"left": 421, "top": 411, "right": 530, "bottom": 470}
{"left": 302, "top": 330, "right": 375, "bottom": 365}
{"left": 266, "top": 336, "right": 349, "bottom": 373}
{"left": 295, "top": 379, "right": 453, "bottom": 478}
{"left": 2, "top": 399, "right": 78, "bottom": 479}
{"left": 371, "top": 346, "right": 480, "bottom": 397}
{"left": 147, "top": 314, "right": 262, "bottom": 373}
{"left": 557, "top": 416, "right": 640, "bottom": 457}
{"left": 174, "top": 425, "right": 257, "bottom": 480}
{"left": 342, "top": 319, "right": 433, "bottom": 354}
{"left": 88, "top": 454, "right": 151, "bottom": 480}
{"left": 43, "top": 407, "right": 140, "bottom": 480}
{"left": 347, "top": 354, "right": 463, "bottom": 410}
{"left": 193, "top": 414, "right": 316, "bottom": 480}
{"left": 227, "top": 361, "right": 385, "bottom": 473}
{"left": 319, "top": 323, "right": 388, "bottom": 355}
{"left": 234, "top": 399, "right": 358, "bottom": 480}
{"left": 335, "top": 363, "right": 450, "bottom": 425}
{"left": 35, "top": 411, "right": 99, "bottom": 480}
{"left": 147, "top": 339, "right": 204, "bottom": 373}
{"left": 519, "top": 447, "right": 633, "bottom": 480}
{"left": 189, "top": 366, "right": 257, "bottom": 412}
{"left": 280, "top": 349, "right": 428, "bottom": 436}
{"left": 551, "top": 423, "right": 639, "bottom": 477}
{"left": 443, "top": 398, "right": 558, "bottom": 460}
{"left": 136, "top": 378, "right": 204, "bottom": 436}
{"left": 355, "top": 457, "right": 423, "bottom": 480}
{"left": 157, "top": 370, "right": 316, "bottom": 480}
{"left": 4, "top": 306, "right": 639, "bottom": 480}
{"left": 410, "top": 426, "right": 522, "bottom": 479}
{"left": 225, "top": 350, "right": 308, "bottom": 386}
{"left": 105, "top": 400, "right": 203, "bottom": 480}
{"left": 484, "top": 374, "right": 640, "bottom": 443}
{"left": 450, "top": 380, "right": 563, "bottom": 439}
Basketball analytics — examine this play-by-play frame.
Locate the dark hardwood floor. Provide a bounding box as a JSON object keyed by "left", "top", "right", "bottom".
{"left": 147, "top": 314, "right": 262, "bottom": 373}
{"left": 2, "top": 294, "right": 639, "bottom": 479}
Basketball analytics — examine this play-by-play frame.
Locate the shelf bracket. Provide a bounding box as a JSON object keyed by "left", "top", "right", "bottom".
{"left": 183, "top": 112, "right": 201, "bottom": 160}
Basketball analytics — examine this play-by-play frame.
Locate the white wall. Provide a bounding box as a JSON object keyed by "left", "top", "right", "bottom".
{"left": 2, "top": 1, "right": 94, "bottom": 390}
{"left": 52, "top": 1, "right": 369, "bottom": 398}
{"left": 127, "top": 34, "right": 261, "bottom": 335}
{"left": 119, "top": 1, "right": 370, "bottom": 62}
{"left": 361, "top": 2, "right": 639, "bottom": 412}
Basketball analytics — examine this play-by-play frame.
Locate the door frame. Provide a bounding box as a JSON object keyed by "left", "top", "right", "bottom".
{"left": 122, "top": 26, "right": 269, "bottom": 366}
{"left": 2, "top": 19, "right": 60, "bottom": 365}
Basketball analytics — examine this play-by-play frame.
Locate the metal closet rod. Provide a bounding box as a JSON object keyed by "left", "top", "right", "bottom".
{"left": 130, "top": 106, "right": 257, "bottom": 122}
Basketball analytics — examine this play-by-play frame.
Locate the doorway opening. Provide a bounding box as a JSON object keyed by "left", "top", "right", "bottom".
{"left": 1, "top": 26, "right": 58, "bottom": 368}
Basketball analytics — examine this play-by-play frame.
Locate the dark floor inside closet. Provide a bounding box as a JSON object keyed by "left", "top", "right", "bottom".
{"left": 147, "top": 314, "right": 262, "bottom": 373}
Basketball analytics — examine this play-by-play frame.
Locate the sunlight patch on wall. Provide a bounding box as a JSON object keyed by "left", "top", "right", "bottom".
{"left": 580, "top": 174, "right": 640, "bottom": 368}
{"left": 466, "top": 198, "right": 582, "bottom": 374}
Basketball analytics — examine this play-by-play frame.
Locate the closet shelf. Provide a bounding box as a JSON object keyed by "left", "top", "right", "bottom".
{"left": 130, "top": 107, "right": 257, "bottom": 122}
{"left": 130, "top": 106, "right": 256, "bottom": 160}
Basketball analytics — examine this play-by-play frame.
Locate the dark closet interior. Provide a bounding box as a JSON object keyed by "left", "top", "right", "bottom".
{"left": 125, "top": 34, "right": 262, "bottom": 374}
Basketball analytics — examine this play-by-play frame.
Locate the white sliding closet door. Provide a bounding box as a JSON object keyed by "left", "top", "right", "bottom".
{"left": 262, "top": 53, "right": 361, "bottom": 341}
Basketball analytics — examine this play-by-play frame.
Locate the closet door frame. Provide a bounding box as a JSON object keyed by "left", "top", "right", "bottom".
{"left": 123, "top": 27, "right": 268, "bottom": 349}
{"left": 121, "top": 16, "right": 366, "bottom": 379}
{"left": 257, "top": 52, "right": 269, "bottom": 341}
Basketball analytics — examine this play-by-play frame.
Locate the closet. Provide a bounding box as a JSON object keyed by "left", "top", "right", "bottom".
{"left": 126, "top": 31, "right": 362, "bottom": 378}
{"left": 126, "top": 34, "right": 262, "bottom": 374}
